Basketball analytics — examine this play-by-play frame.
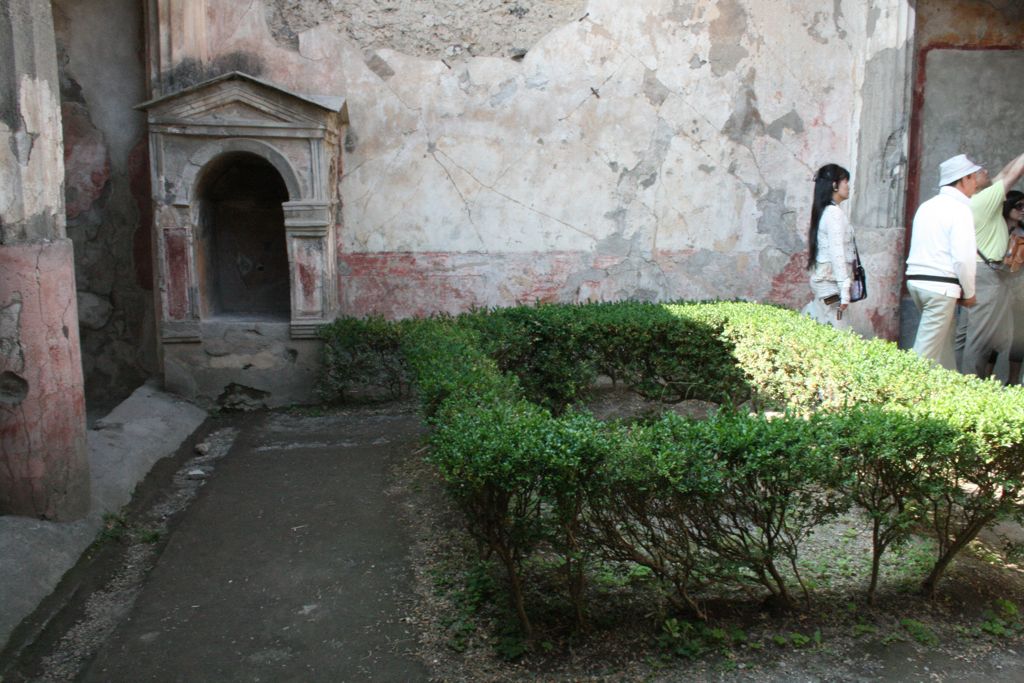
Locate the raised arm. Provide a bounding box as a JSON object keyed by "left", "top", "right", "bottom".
{"left": 994, "top": 150, "right": 1024, "bottom": 189}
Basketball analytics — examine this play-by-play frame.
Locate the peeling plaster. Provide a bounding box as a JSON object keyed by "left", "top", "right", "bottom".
{"left": 0, "top": 120, "right": 19, "bottom": 230}
{"left": 766, "top": 110, "right": 805, "bottom": 141}
{"left": 0, "top": 371, "right": 29, "bottom": 405}
{"left": 363, "top": 52, "right": 395, "bottom": 80}
{"left": 62, "top": 101, "right": 111, "bottom": 220}
{"left": 666, "top": 1, "right": 696, "bottom": 25}
{"left": 832, "top": 0, "right": 848, "bottom": 39}
{"left": 642, "top": 68, "right": 669, "bottom": 107}
{"left": 0, "top": 295, "right": 26, "bottom": 372}
{"left": 8, "top": 75, "right": 65, "bottom": 239}
{"left": 265, "top": 0, "right": 587, "bottom": 61}
{"left": 55, "top": 0, "right": 146, "bottom": 169}
{"left": 722, "top": 83, "right": 765, "bottom": 147}
{"left": 867, "top": 3, "right": 882, "bottom": 39}
{"left": 489, "top": 78, "right": 518, "bottom": 107}
{"left": 756, "top": 188, "right": 799, "bottom": 254}
{"left": 708, "top": 0, "right": 749, "bottom": 77}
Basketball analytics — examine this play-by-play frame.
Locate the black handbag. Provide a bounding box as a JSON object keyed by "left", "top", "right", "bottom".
{"left": 849, "top": 237, "right": 867, "bottom": 302}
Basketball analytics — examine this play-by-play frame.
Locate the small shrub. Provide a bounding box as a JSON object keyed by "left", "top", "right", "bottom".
{"left": 678, "top": 411, "right": 845, "bottom": 607}
{"left": 900, "top": 618, "right": 939, "bottom": 646}
{"left": 979, "top": 599, "right": 1023, "bottom": 638}
{"left": 827, "top": 407, "right": 960, "bottom": 603}
{"left": 99, "top": 513, "right": 129, "bottom": 543}
{"left": 318, "top": 316, "right": 409, "bottom": 402}
{"left": 656, "top": 618, "right": 736, "bottom": 659}
{"left": 852, "top": 623, "right": 877, "bottom": 637}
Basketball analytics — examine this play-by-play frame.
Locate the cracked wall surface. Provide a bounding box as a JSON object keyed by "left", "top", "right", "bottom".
{"left": 53, "top": 0, "right": 156, "bottom": 407}
{"left": 134, "top": 0, "right": 912, "bottom": 339}
{"left": 1, "top": 0, "right": 90, "bottom": 520}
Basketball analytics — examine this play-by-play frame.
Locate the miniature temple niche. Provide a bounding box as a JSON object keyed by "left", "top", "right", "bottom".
{"left": 137, "top": 72, "right": 348, "bottom": 405}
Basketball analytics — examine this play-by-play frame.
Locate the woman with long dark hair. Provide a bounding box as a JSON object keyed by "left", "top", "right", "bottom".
{"left": 802, "top": 163, "right": 855, "bottom": 328}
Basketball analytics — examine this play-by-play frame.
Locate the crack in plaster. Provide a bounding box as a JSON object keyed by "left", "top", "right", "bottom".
{"left": 428, "top": 145, "right": 485, "bottom": 248}
{"left": 61, "top": 292, "right": 75, "bottom": 367}
{"left": 33, "top": 248, "right": 46, "bottom": 334}
{"left": 582, "top": 14, "right": 657, "bottom": 72}
{"left": 611, "top": 117, "right": 674, "bottom": 252}
{"left": 556, "top": 59, "right": 629, "bottom": 123}
{"left": 350, "top": 143, "right": 412, "bottom": 219}
{"left": 236, "top": 0, "right": 263, "bottom": 40}
{"left": 432, "top": 146, "right": 597, "bottom": 242}
{"left": 365, "top": 171, "right": 427, "bottom": 248}
{"left": 489, "top": 158, "right": 519, "bottom": 189}
{"left": 376, "top": 74, "right": 422, "bottom": 116}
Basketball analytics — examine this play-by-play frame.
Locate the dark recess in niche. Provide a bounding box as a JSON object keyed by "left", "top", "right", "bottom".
{"left": 195, "top": 152, "right": 290, "bottom": 319}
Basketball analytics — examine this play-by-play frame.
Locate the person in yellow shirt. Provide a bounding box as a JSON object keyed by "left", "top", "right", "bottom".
{"left": 955, "top": 151, "right": 1024, "bottom": 380}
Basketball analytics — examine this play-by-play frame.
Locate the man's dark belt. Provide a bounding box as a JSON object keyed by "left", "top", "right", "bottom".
{"left": 977, "top": 249, "right": 1007, "bottom": 272}
{"left": 906, "top": 274, "right": 961, "bottom": 285}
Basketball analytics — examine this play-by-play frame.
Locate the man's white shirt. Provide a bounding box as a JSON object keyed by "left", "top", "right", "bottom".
{"left": 906, "top": 186, "right": 977, "bottom": 299}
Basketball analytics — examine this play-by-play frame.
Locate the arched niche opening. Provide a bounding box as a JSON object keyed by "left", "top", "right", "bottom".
{"left": 138, "top": 72, "right": 347, "bottom": 405}
{"left": 195, "top": 151, "right": 291, "bottom": 319}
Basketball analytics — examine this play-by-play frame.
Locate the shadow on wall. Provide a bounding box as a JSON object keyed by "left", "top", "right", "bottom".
{"left": 163, "top": 52, "right": 265, "bottom": 93}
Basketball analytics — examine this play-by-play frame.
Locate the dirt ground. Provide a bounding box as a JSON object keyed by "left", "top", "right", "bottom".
{"left": 4, "top": 395, "right": 1024, "bottom": 682}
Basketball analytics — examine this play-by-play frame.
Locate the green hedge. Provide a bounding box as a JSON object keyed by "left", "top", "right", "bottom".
{"left": 462, "top": 302, "right": 750, "bottom": 413}
{"left": 320, "top": 301, "right": 1024, "bottom": 635}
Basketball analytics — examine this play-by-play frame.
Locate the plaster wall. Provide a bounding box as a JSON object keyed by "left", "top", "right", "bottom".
{"left": 918, "top": 49, "right": 1024, "bottom": 199}
{"left": 147, "top": 0, "right": 913, "bottom": 340}
{"left": 914, "top": 0, "right": 1024, "bottom": 48}
{"left": 265, "top": 0, "right": 587, "bottom": 62}
{"left": 0, "top": 0, "right": 66, "bottom": 244}
{"left": 52, "top": 0, "right": 156, "bottom": 408}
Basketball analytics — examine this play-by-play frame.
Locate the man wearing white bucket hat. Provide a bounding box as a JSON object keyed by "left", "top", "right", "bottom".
{"left": 904, "top": 154, "right": 983, "bottom": 369}
{"left": 955, "top": 150, "right": 1024, "bottom": 380}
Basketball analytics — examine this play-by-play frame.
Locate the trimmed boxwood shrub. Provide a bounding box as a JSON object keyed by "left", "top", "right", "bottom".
{"left": 463, "top": 302, "right": 750, "bottom": 413}
{"left": 318, "top": 316, "right": 409, "bottom": 403}
{"left": 320, "top": 301, "right": 1024, "bottom": 634}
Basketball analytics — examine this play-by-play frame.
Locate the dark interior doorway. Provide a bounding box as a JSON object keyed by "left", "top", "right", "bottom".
{"left": 196, "top": 152, "right": 290, "bottom": 319}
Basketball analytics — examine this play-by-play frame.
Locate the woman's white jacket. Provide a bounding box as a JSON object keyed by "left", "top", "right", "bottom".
{"left": 809, "top": 204, "right": 855, "bottom": 304}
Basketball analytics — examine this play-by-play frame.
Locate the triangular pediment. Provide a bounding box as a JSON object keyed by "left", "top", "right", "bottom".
{"left": 136, "top": 72, "right": 347, "bottom": 129}
{"left": 191, "top": 99, "right": 291, "bottom": 125}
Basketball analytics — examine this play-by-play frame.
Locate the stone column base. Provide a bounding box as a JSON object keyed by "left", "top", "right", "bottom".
{"left": 0, "top": 239, "right": 90, "bottom": 520}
